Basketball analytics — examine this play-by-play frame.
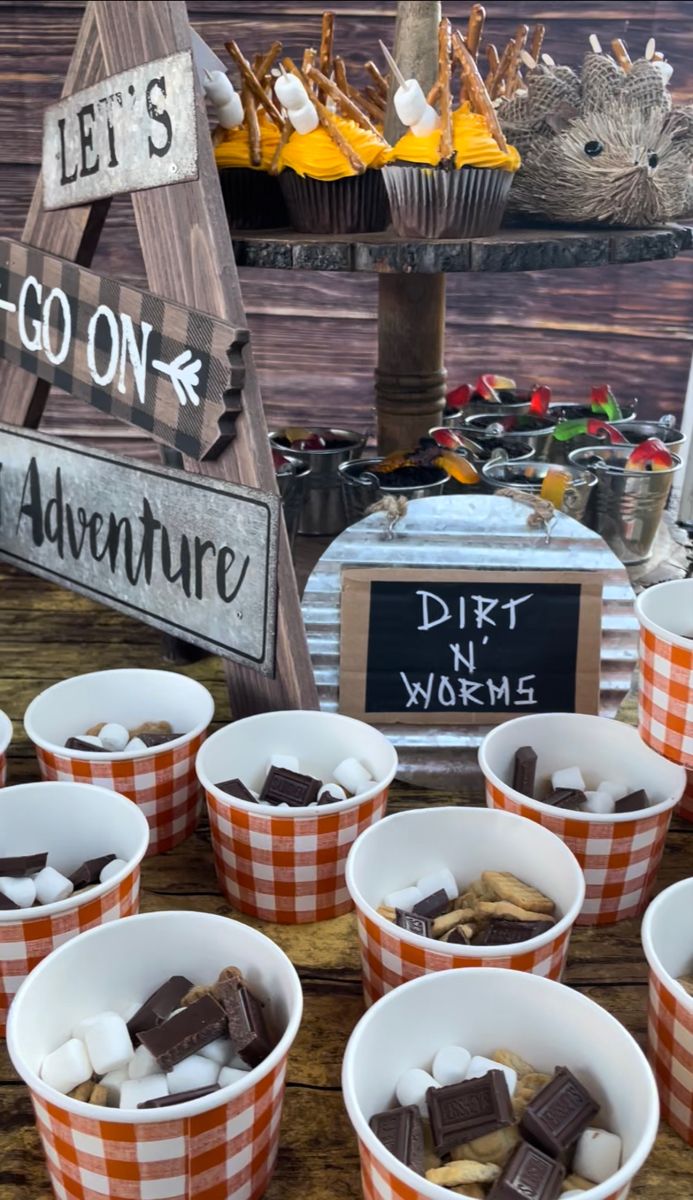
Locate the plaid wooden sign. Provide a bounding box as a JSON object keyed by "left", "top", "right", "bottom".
{"left": 0, "top": 237, "right": 247, "bottom": 461}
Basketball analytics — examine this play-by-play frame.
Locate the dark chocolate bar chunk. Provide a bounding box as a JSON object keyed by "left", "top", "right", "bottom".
{"left": 259, "top": 766, "right": 321, "bottom": 807}
{"left": 65, "top": 737, "right": 111, "bottom": 752}
{"left": 138, "top": 994, "right": 227, "bottom": 1071}
{"left": 370, "top": 1105, "right": 424, "bottom": 1174}
{"left": 127, "top": 974, "right": 194, "bottom": 1040}
{"left": 69, "top": 854, "right": 117, "bottom": 888}
{"left": 488, "top": 1140, "right": 565, "bottom": 1200}
{"left": 216, "top": 977, "right": 273, "bottom": 1067}
{"left": 413, "top": 889, "right": 449, "bottom": 919}
{"left": 138, "top": 732, "right": 181, "bottom": 747}
{"left": 0, "top": 853, "right": 48, "bottom": 877}
{"left": 395, "top": 909, "right": 432, "bottom": 938}
{"left": 614, "top": 789, "right": 649, "bottom": 813}
{"left": 474, "top": 918, "right": 554, "bottom": 946}
{"left": 138, "top": 1084, "right": 220, "bottom": 1108}
{"left": 0, "top": 891, "right": 20, "bottom": 909}
{"left": 446, "top": 925, "right": 470, "bottom": 945}
{"left": 545, "top": 788, "right": 587, "bottom": 810}
{"left": 520, "top": 1067, "right": 599, "bottom": 1158}
{"left": 427, "top": 1071, "right": 514, "bottom": 1155}
{"left": 215, "top": 778, "right": 258, "bottom": 804}
{"left": 513, "top": 746, "right": 537, "bottom": 797}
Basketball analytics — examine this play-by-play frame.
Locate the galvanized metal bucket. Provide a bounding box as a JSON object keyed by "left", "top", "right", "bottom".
{"left": 569, "top": 445, "right": 682, "bottom": 564}
{"left": 428, "top": 427, "right": 535, "bottom": 465}
{"left": 482, "top": 459, "right": 597, "bottom": 524}
{"left": 275, "top": 453, "right": 310, "bottom": 548}
{"left": 620, "top": 417, "right": 686, "bottom": 457}
{"left": 339, "top": 458, "right": 449, "bottom": 526}
{"left": 547, "top": 401, "right": 637, "bottom": 462}
{"left": 462, "top": 412, "right": 556, "bottom": 461}
{"left": 443, "top": 395, "right": 532, "bottom": 425}
{"left": 270, "top": 428, "right": 366, "bottom": 537}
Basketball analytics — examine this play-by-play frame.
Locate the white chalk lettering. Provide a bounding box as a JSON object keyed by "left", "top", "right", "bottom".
{"left": 486, "top": 676, "right": 510, "bottom": 706}
{"left": 457, "top": 678, "right": 484, "bottom": 705}
{"left": 449, "top": 640, "right": 476, "bottom": 674}
{"left": 472, "top": 594, "right": 498, "bottom": 629}
{"left": 500, "top": 593, "right": 533, "bottom": 630}
{"left": 41, "top": 287, "right": 71, "bottom": 366}
{"left": 515, "top": 675, "right": 537, "bottom": 706}
{"left": 417, "top": 590, "right": 450, "bottom": 632}
{"left": 400, "top": 672, "right": 434, "bottom": 709}
{"left": 118, "top": 314, "right": 152, "bottom": 402}
{"left": 87, "top": 304, "right": 119, "bottom": 386}
{"left": 438, "top": 676, "right": 456, "bottom": 706}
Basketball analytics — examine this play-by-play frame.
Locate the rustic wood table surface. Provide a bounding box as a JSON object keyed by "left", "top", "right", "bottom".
{"left": 1, "top": 556, "right": 692, "bottom": 1199}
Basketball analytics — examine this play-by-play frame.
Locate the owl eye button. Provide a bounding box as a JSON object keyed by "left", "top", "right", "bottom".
{"left": 584, "top": 140, "right": 604, "bottom": 156}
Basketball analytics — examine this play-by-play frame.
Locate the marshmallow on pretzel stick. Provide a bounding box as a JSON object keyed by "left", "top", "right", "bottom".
{"left": 282, "top": 56, "right": 366, "bottom": 173}
{"left": 379, "top": 38, "right": 439, "bottom": 135}
{"left": 275, "top": 62, "right": 319, "bottom": 133}
{"left": 306, "top": 64, "right": 387, "bottom": 139}
{"left": 452, "top": 29, "right": 508, "bottom": 153}
{"left": 437, "top": 17, "right": 454, "bottom": 162}
{"left": 225, "top": 40, "right": 284, "bottom": 125}
{"left": 203, "top": 69, "right": 244, "bottom": 129}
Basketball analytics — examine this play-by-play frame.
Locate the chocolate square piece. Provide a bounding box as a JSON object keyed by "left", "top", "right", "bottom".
{"left": 0, "top": 892, "right": 20, "bottom": 910}
{"left": 138, "top": 732, "right": 181, "bottom": 747}
{"left": 545, "top": 788, "right": 587, "bottom": 810}
{"left": 427, "top": 1071, "right": 514, "bottom": 1155}
{"left": 0, "top": 853, "right": 48, "bottom": 877}
{"left": 65, "top": 737, "right": 111, "bottom": 752}
{"left": 69, "top": 854, "right": 117, "bottom": 888}
{"left": 216, "top": 977, "right": 273, "bottom": 1066}
{"left": 259, "top": 766, "right": 321, "bottom": 807}
{"left": 216, "top": 778, "right": 257, "bottom": 804}
{"left": 520, "top": 1067, "right": 599, "bottom": 1158}
{"left": 474, "top": 918, "right": 554, "bottom": 946}
{"left": 139, "top": 1084, "right": 220, "bottom": 1108}
{"left": 370, "top": 1105, "right": 424, "bottom": 1174}
{"left": 513, "top": 747, "right": 537, "bottom": 797}
{"left": 137, "top": 994, "right": 227, "bottom": 1071}
{"left": 413, "top": 890, "right": 449, "bottom": 919}
{"left": 488, "top": 1140, "right": 565, "bottom": 1200}
{"left": 614, "top": 789, "right": 649, "bottom": 813}
{"left": 395, "top": 909, "right": 432, "bottom": 938}
{"left": 127, "top": 974, "right": 194, "bottom": 1040}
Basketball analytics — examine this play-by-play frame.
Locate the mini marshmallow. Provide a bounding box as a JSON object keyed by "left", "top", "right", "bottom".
{"left": 198, "top": 1037, "right": 233, "bottom": 1066}
{"left": 396, "top": 1068, "right": 439, "bottom": 1117}
{"left": 100, "top": 1067, "right": 128, "bottom": 1104}
{"left": 166, "top": 1054, "right": 220, "bottom": 1094}
{"left": 216, "top": 94, "right": 244, "bottom": 129}
{"left": 416, "top": 869, "right": 458, "bottom": 904}
{"left": 573, "top": 1128, "right": 622, "bottom": 1184}
{"left": 41, "top": 1038, "right": 92, "bottom": 1094}
{"left": 411, "top": 104, "right": 440, "bottom": 136}
{"left": 598, "top": 780, "right": 629, "bottom": 801}
{"left": 551, "top": 767, "right": 586, "bottom": 791}
{"left": 268, "top": 754, "right": 300, "bottom": 773}
{"left": 34, "top": 866, "right": 74, "bottom": 905}
{"left": 99, "top": 723, "right": 129, "bottom": 751}
{"left": 383, "top": 885, "right": 423, "bottom": 911}
{"left": 0, "top": 875, "right": 36, "bottom": 908}
{"left": 218, "top": 1065, "right": 250, "bottom": 1088}
{"left": 466, "top": 1055, "right": 517, "bottom": 1096}
{"left": 288, "top": 100, "right": 319, "bottom": 134}
{"left": 228, "top": 1053, "right": 251, "bottom": 1072}
{"left": 100, "top": 859, "right": 127, "bottom": 884}
{"left": 274, "top": 73, "right": 307, "bottom": 110}
{"left": 79, "top": 1011, "right": 133, "bottom": 1075}
{"left": 393, "top": 78, "right": 427, "bottom": 126}
{"left": 318, "top": 784, "right": 348, "bottom": 804}
{"left": 583, "top": 791, "right": 615, "bottom": 816}
{"left": 120, "top": 1075, "right": 168, "bottom": 1109}
{"left": 203, "top": 70, "right": 236, "bottom": 106}
{"left": 128, "top": 1045, "right": 159, "bottom": 1080}
{"left": 333, "top": 757, "right": 373, "bottom": 796}
{"left": 432, "top": 1045, "right": 471, "bottom": 1087}
{"left": 126, "top": 737, "right": 147, "bottom": 752}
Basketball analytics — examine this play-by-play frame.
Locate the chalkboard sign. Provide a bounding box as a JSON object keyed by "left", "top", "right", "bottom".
{"left": 339, "top": 568, "right": 602, "bottom": 725}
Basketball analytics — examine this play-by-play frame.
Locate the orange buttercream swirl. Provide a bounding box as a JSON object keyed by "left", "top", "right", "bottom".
{"left": 281, "top": 114, "right": 391, "bottom": 181}
{"left": 214, "top": 113, "right": 281, "bottom": 172}
{"left": 392, "top": 103, "right": 520, "bottom": 172}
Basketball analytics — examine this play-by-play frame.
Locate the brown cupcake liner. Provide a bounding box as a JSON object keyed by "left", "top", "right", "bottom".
{"left": 218, "top": 167, "right": 289, "bottom": 231}
{"left": 279, "top": 169, "right": 389, "bottom": 234}
{"left": 382, "top": 165, "right": 513, "bottom": 238}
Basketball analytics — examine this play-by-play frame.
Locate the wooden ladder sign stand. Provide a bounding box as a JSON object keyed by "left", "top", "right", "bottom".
{"left": 0, "top": 0, "right": 319, "bottom": 716}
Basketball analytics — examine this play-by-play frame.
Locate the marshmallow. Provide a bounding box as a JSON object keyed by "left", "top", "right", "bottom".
{"left": 466, "top": 1055, "right": 517, "bottom": 1096}
{"left": 166, "top": 1054, "right": 220, "bottom": 1094}
{"left": 318, "top": 784, "right": 348, "bottom": 804}
{"left": 598, "top": 780, "right": 628, "bottom": 801}
{"left": 396, "top": 1068, "right": 439, "bottom": 1117}
{"left": 288, "top": 100, "right": 319, "bottom": 134}
{"left": 573, "top": 1127, "right": 622, "bottom": 1184}
{"left": 128, "top": 1045, "right": 159, "bottom": 1080}
{"left": 583, "top": 791, "right": 615, "bottom": 815}
{"left": 100, "top": 1067, "right": 128, "bottom": 1104}
{"left": 551, "top": 766, "right": 586, "bottom": 791}
{"left": 333, "top": 758, "right": 373, "bottom": 796}
{"left": 216, "top": 96, "right": 244, "bottom": 129}
{"left": 79, "top": 1011, "right": 133, "bottom": 1075}
{"left": 34, "top": 866, "right": 73, "bottom": 905}
{"left": 204, "top": 70, "right": 236, "bottom": 106}
{"left": 417, "top": 869, "right": 458, "bottom": 904}
{"left": 228, "top": 1053, "right": 251, "bottom": 1072}
{"left": 100, "top": 858, "right": 127, "bottom": 884}
{"left": 383, "top": 885, "right": 423, "bottom": 911}
{"left": 274, "top": 74, "right": 307, "bottom": 110}
{"left": 0, "top": 875, "right": 36, "bottom": 908}
{"left": 120, "top": 1075, "right": 168, "bottom": 1109}
{"left": 198, "top": 1037, "right": 233, "bottom": 1066}
{"left": 268, "top": 754, "right": 300, "bottom": 773}
{"left": 411, "top": 104, "right": 440, "bottom": 137}
{"left": 41, "top": 1038, "right": 92, "bottom": 1094}
{"left": 126, "top": 737, "right": 147, "bottom": 752}
{"left": 432, "top": 1045, "right": 471, "bottom": 1087}
{"left": 219, "top": 1065, "right": 250, "bottom": 1088}
{"left": 99, "top": 723, "right": 129, "bottom": 751}
{"left": 393, "top": 78, "right": 427, "bottom": 126}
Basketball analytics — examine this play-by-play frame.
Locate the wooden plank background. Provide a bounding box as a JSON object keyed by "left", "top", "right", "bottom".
{"left": 1, "top": 0, "right": 693, "bottom": 461}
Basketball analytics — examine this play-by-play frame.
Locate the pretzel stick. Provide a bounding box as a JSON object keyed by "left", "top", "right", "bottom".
{"left": 334, "top": 54, "right": 349, "bottom": 94}
{"left": 360, "top": 88, "right": 387, "bottom": 123}
{"left": 307, "top": 64, "right": 385, "bottom": 137}
{"left": 452, "top": 30, "right": 508, "bottom": 152}
{"left": 319, "top": 11, "right": 335, "bottom": 92}
{"left": 243, "top": 88, "right": 262, "bottom": 166}
{"left": 302, "top": 46, "right": 317, "bottom": 94}
{"left": 364, "top": 85, "right": 386, "bottom": 114}
{"left": 438, "top": 17, "right": 454, "bottom": 161}
{"left": 269, "top": 117, "right": 292, "bottom": 174}
{"left": 283, "top": 56, "right": 366, "bottom": 173}
{"left": 364, "top": 60, "right": 388, "bottom": 96}
{"left": 427, "top": 80, "right": 443, "bottom": 105}
{"left": 255, "top": 40, "right": 283, "bottom": 83}
{"left": 611, "top": 38, "right": 632, "bottom": 71}
{"left": 225, "top": 41, "right": 284, "bottom": 125}
{"left": 485, "top": 43, "right": 500, "bottom": 88}
{"left": 505, "top": 25, "right": 528, "bottom": 97}
{"left": 529, "top": 24, "right": 545, "bottom": 62}
{"left": 488, "top": 37, "right": 516, "bottom": 99}
{"left": 466, "top": 4, "right": 486, "bottom": 60}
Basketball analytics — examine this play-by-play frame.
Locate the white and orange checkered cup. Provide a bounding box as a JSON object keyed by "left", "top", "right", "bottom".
{"left": 342, "top": 967, "right": 659, "bottom": 1200}
{"left": 196, "top": 710, "right": 398, "bottom": 924}
{"left": 0, "top": 709, "right": 12, "bottom": 788}
{"left": 642, "top": 877, "right": 693, "bottom": 1146}
{"left": 636, "top": 579, "right": 693, "bottom": 821}
{"left": 7, "top": 909, "right": 303, "bottom": 1200}
{"left": 24, "top": 669, "right": 214, "bottom": 856}
{"left": 345, "top": 806, "right": 585, "bottom": 1005}
{"left": 479, "top": 713, "right": 685, "bottom": 926}
{"left": 0, "top": 780, "right": 148, "bottom": 1037}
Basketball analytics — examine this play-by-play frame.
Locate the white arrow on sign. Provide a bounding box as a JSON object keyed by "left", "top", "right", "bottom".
{"left": 151, "top": 348, "right": 202, "bottom": 407}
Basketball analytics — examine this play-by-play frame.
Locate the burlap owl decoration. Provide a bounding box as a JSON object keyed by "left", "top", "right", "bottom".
{"left": 498, "top": 50, "right": 693, "bottom": 226}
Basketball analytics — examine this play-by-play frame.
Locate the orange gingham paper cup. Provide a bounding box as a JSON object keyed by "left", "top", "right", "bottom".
{"left": 342, "top": 967, "right": 659, "bottom": 1200}
{"left": 7, "top": 910, "right": 303, "bottom": 1200}
{"left": 0, "top": 708, "right": 12, "bottom": 787}
{"left": 0, "top": 781, "right": 148, "bottom": 1037}
{"left": 642, "top": 877, "right": 693, "bottom": 1145}
{"left": 196, "top": 710, "right": 398, "bottom": 923}
{"left": 345, "top": 806, "right": 585, "bottom": 1005}
{"left": 25, "top": 669, "right": 214, "bottom": 856}
{"left": 479, "top": 713, "right": 685, "bottom": 926}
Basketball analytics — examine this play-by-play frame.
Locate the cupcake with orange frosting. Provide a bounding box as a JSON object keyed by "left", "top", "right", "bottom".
{"left": 214, "top": 111, "right": 289, "bottom": 229}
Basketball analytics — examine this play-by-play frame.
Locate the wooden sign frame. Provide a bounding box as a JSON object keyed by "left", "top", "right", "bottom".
{"left": 0, "top": 0, "right": 318, "bottom": 717}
